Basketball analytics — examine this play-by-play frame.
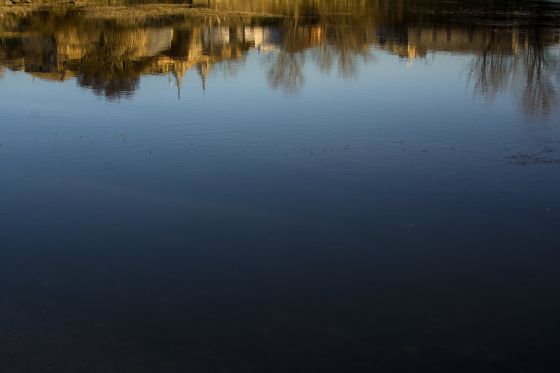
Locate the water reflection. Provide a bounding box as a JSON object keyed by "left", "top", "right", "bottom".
{"left": 0, "top": 0, "right": 559, "bottom": 112}
{"left": 2, "top": 3, "right": 560, "bottom": 373}
{"left": 467, "top": 29, "right": 560, "bottom": 115}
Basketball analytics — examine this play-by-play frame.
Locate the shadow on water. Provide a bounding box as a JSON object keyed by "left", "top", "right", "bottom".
{"left": 0, "top": 0, "right": 559, "bottom": 113}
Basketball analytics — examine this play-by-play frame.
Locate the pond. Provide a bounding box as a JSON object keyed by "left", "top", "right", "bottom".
{"left": 1, "top": 0, "right": 560, "bottom": 372}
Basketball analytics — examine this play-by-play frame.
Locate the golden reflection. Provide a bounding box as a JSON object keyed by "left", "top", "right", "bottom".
{"left": 0, "top": 0, "right": 559, "bottom": 113}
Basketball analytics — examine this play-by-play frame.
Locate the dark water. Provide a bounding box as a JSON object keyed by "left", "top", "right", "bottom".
{"left": 1, "top": 0, "right": 560, "bottom": 372}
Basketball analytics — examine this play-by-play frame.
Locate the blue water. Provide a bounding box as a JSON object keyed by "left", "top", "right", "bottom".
{"left": 1, "top": 4, "right": 560, "bottom": 371}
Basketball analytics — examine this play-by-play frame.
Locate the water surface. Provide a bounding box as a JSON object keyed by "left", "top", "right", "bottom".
{"left": 1, "top": 1, "right": 560, "bottom": 372}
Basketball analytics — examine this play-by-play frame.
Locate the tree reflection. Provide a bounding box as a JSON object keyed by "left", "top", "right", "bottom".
{"left": 0, "top": 0, "right": 558, "bottom": 114}
{"left": 265, "top": 17, "right": 304, "bottom": 93}
{"left": 468, "top": 28, "right": 560, "bottom": 115}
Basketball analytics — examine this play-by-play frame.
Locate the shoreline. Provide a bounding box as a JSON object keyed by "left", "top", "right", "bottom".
{"left": 0, "top": 2, "right": 285, "bottom": 19}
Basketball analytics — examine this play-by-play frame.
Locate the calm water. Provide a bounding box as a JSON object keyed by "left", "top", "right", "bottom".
{"left": 1, "top": 0, "right": 560, "bottom": 372}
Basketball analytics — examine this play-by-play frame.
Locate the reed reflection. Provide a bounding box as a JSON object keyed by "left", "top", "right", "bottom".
{"left": 0, "top": 0, "right": 559, "bottom": 113}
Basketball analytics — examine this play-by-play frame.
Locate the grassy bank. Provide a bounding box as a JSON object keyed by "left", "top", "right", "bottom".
{"left": 0, "top": 2, "right": 284, "bottom": 20}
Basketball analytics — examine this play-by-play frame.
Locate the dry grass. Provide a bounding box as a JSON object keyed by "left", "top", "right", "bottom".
{"left": 0, "top": 2, "right": 285, "bottom": 19}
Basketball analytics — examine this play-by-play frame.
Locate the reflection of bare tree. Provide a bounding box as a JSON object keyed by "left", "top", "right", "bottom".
{"left": 267, "top": 50, "right": 305, "bottom": 93}
{"left": 266, "top": 17, "right": 304, "bottom": 93}
{"left": 314, "top": 21, "right": 374, "bottom": 79}
{"left": 311, "top": 42, "right": 334, "bottom": 74}
{"left": 266, "top": 10, "right": 376, "bottom": 93}
{"left": 468, "top": 29, "right": 560, "bottom": 115}
{"left": 523, "top": 42, "right": 560, "bottom": 114}
{"left": 333, "top": 30, "right": 374, "bottom": 79}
